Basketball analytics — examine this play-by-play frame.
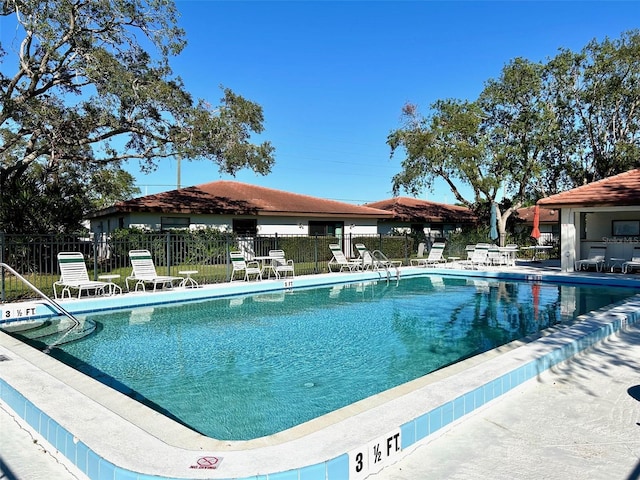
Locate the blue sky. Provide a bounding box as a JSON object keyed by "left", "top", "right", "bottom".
{"left": 130, "top": 1, "right": 640, "bottom": 204}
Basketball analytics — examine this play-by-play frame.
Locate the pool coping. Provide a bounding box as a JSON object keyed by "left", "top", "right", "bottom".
{"left": 1, "top": 267, "right": 640, "bottom": 479}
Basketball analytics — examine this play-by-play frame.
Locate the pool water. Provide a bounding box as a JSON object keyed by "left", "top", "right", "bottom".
{"left": 41, "top": 275, "right": 637, "bottom": 440}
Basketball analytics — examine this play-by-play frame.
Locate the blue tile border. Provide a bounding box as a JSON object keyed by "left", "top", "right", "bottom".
{"left": 395, "top": 301, "right": 640, "bottom": 474}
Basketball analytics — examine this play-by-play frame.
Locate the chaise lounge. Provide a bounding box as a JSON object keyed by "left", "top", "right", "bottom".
{"left": 410, "top": 242, "right": 446, "bottom": 267}
{"left": 328, "top": 244, "right": 362, "bottom": 272}
{"left": 574, "top": 246, "right": 606, "bottom": 272}
{"left": 53, "top": 252, "right": 111, "bottom": 299}
{"left": 126, "top": 250, "right": 184, "bottom": 292}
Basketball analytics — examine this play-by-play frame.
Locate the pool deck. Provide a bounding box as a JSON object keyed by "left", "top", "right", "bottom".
{"left": 1, "top": 260, "right": 640, "bottom": 480}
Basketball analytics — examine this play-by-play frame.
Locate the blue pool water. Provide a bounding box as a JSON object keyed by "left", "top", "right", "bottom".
{"left": 35, "top": 275, "right": 637, "bottom": 440}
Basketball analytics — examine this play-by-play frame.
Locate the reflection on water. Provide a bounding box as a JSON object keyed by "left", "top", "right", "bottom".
{"left": 42, "top": 276, "right": 636, "bottom": 441}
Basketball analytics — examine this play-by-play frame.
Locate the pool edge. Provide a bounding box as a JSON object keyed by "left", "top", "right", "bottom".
{"left": 1, "top": 268, "right": 640, "bottom": 480}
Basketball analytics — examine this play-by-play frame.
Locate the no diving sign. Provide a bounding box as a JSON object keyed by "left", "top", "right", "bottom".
{"left": 189, "top": 456, "right": 223, "bottom": 470}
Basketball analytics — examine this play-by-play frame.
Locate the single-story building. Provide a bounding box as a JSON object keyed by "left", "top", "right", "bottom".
{"left": 538, "top": 168, "right": 640, "bottom": 272}
{"left": 364, "top": 197, "right": 477, "bottom": 240}
{"left": 515, "top": 206, "right": 559, "bottom": 245}
{"left": 87, "top": 180, "right": 394, "bottom": 240}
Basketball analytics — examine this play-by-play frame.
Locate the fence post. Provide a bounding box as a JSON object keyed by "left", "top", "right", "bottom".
{"left": 314, "top": 234, "right": 319, "bottom": 274}
{"left": 92, "top": 233, "right": 99, "bottom": 280}
{"left": 1, "top": 231, "right": 5, "bottom": 301}
{"left": 166, "top": 231, "right": 171, "bottom": 275}
{"left": 225, "top": 233, "right": 230, "bottom": 281}
{"left": 404, "top": 233, "right": 408, "bottom": 265}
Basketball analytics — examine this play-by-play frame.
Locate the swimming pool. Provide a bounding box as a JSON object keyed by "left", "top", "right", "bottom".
{"left": 3, "top": 268, "right": 640, "bottom": 480}
{"left": 15, "top": 274, "right": 638, "bottom": 441}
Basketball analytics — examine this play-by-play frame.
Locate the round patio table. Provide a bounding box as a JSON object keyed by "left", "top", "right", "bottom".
{"left": 179, "top": 270, "right": 199, "bottom": 288}
{"left": 98, "top": 274, "right": 122, "bottom": 296}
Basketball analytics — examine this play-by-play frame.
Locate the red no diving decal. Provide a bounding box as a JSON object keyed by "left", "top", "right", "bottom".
{"left": 189, "top": 456, "right": 223, "bottom": 470}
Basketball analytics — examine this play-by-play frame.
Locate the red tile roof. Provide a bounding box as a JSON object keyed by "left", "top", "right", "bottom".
{"left": 90, "top": 181, "right": 394, "bottom": 219}
{"left": 364, "top": 197, "right": 477, "bottom": 223}
{"left": 538, "top": 168, "right": 640, "bottom": 207}
{"left": 516, "top": 206, "right": 558, "bottom": 224}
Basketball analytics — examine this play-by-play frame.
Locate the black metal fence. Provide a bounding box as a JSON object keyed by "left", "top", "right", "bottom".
{"left": 0, "top": 232, "right": 416, "bottom": 302}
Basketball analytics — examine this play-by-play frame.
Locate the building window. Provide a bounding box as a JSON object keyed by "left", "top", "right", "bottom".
{"left": 161, "top": 216, "right": 190, "bottom": 230}
{"left": 233, "top": 219, "right": 258, "bottom": 236}
{"left": 309, "top": 221, "right": 344, "bottom": 236}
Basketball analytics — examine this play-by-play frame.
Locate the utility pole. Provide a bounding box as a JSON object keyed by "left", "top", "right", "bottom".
{"left": 177, "top": 155, "right": 181, "bottom": 189}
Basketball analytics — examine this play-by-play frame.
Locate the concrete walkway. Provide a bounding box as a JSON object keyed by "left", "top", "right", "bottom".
{"left": 373, "top": 323, "right": 640, "bottom": 480}
{"left": 1, "top": 401, "right": 87, "bottom": 480}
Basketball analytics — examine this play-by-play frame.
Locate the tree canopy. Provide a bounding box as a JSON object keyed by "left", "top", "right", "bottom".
{"left": 0, "top": 0, "right": 275, "bottom": 233}
{"left": 389, "top": 30, "right": 640, "bottom": 244}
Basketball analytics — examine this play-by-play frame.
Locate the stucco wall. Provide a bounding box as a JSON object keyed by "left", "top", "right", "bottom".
{"left": 90, "top": 213, "right": 380, "bottom": 236}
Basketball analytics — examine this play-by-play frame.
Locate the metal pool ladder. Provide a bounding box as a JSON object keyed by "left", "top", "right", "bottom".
{"left": 0, "top": 262, "right": 81, "bottom": 329}
{"left": 370, "top": 250, "right": 401, "bottom": 284}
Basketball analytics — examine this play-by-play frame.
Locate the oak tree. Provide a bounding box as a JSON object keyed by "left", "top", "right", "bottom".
{"left": 0, "top": 0, "right": 275, "bottom": 233}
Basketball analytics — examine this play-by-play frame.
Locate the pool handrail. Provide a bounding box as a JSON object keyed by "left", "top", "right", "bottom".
{"left": 0, "top": 262, "right": 80, "bottom": 329}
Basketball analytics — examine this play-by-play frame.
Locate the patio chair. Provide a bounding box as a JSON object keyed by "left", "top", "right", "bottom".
{"left": 126, "top": 250, "right": 184, "bottom": 292}
{"left": 487, "top": 245, "right": 503, "bottom": 265}
{"left": 574, "top": 246, "right": 606, "bottom": 272}
{"left": 328, "top": 244, "right": 362, "bottom": 272}
{"left": 410, "top": 242, "right": 446, "bottom": 267}
{"left": 229, "top": 251, "right": 262, "bottom": 282}
{"left": 354, "top": 243, "right": 402, "bottom": 271}
{"left": 267, "top": 250, "right": 295, "bottom": 279}
{"left": 53, "top": 252, "right": 110, "bottom": 299}
{"left": 458, "top": 244, "right": 490, "bottom": 270}
{"left": 623, "top": 247, "right": 640, "bottom": 273}
{"left": 465, "top": 244, "right": 476, "bottom": 260}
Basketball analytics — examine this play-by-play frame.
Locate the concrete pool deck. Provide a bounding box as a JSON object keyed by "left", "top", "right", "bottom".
{"left": 2, "top": 260, "right": 640, "bottom": 479}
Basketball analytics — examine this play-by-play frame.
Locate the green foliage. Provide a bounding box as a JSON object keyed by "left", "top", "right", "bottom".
{"left": 109, "top": 227, "right": 235, "bottom": 266}
{"left": 0, "top": 161, "right": 94, "bottom": 234}
{"left": 180, "top": 228, "right": 236, "bottom": 265}
{"left": 542, "top": 30, "right": 640, "bottom": 188}
{"left": 444, "top": 228, "right": 491, "bottom": 257}
{"left": 275, "top": 236, "right": 324, "bottom": 263}
{"left": 389, "top": 30, "right": 640, "bottom": 245}
{"left": 88, "top": 169, "right": 141, "bottom": 211}
{"left": 0, "top": 0, "right": 275, "bottom": 233}
{"left": 352, "top": 236, "right": 411, "bottom": 260}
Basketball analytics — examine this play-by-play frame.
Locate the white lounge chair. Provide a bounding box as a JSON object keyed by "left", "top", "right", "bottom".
{"left": 465, "top": 244, "right": 476, "bottom": 260}
{"left": 623, "top": 247, "right": 640, "bottom": 273}
{"left": 458, "top": 244, "right": 490, "bottom": 269}
{"left": 410, "top": 242, "right": 446, "bottom": 267}
{"left": 354, "top": 243, "right": 402, "bottom": 271}
{"left": 328, "top": 244, "right": 362, "bottom": 272}
{"left": 126, "top": 249, "right": 184, "bottom": 291}
{"left": 229, "top": 251, "right": 262, "bottom": 282}
{"left": 53, "top": 252, "right": 110, "bottom": 299}
{"left": 574, "top": 246, "right": 606, "bottom": 272}
{"left": 267, "top": 249, "right": 295, "bottom": 279}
